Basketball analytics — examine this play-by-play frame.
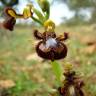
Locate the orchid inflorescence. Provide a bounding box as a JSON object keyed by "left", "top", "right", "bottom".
{"left": 2, "top": 0, "right": 85, "bottom": 96}
{"left": 3, "top": 0, "right": 68, "bottom": 61}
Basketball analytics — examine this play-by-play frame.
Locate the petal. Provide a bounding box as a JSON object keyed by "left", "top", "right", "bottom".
{"left": 34, "top": 30, "right": 43, "bottom": 39}
{"left": 56, "top": 32, "right": 68, "bottom": 41}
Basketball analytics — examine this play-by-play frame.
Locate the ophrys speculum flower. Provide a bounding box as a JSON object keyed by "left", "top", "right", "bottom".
{"left": 3, "top": 4, "right": 33, "bottom": 31}
{"left": 34, "top": 21, "right": 68, "bottom": 61}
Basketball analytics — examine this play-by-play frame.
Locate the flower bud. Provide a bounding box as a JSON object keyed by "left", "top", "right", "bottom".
{"left": 64, "top": 63, "right": 73, "bottom": 73}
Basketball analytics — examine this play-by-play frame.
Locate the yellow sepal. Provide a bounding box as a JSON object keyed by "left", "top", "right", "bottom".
{"left": 5, "top": 7, "right": 23, "bottom": 18}
{"left": 23, "top": 4, "right": 33, "bottom": 19}
{"left": 7, "top": 10, "right": 17, "bottom": 18}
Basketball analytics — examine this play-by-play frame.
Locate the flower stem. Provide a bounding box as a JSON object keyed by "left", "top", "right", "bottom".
{"left": 51, "top": 61, "right": 63, "bottom": 86}
{"left": 33, "top": 8, "right": 45, "bottom": 22}
{"left": 31, "top": 16, "right": 43, "bottom": 25}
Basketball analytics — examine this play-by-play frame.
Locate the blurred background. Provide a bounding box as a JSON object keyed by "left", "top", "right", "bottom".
{"left": 0, "top": 0, "right": 96, "bottom": 96}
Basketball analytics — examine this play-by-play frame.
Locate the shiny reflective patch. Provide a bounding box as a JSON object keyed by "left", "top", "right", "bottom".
{"left": 45, "top": 38, "right": 57, "bottom": 48}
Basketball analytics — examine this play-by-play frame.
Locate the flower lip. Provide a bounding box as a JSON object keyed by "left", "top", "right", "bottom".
{"left": 3, "top": 7, "right": 17, "bottom": 31}
{"left": 36, "top": 41, "right": 67, "bottom": 61}
{"left": 3, "top": 17, "right": 16, "bottom": 31}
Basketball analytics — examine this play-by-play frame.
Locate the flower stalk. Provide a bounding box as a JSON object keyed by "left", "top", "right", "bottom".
{"left": 51, "top": 61, "right": 63, "bottom": 86}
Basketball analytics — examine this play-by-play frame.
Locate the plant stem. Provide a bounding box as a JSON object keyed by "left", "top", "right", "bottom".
{"left": 33, "top": 8, "right": 45, "bottom": 22}
{"left": 31, "top": 16, "right": 43, "bottom": 25}
{"left": 51, "top": 61, "right": 63, "bottom": 86}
